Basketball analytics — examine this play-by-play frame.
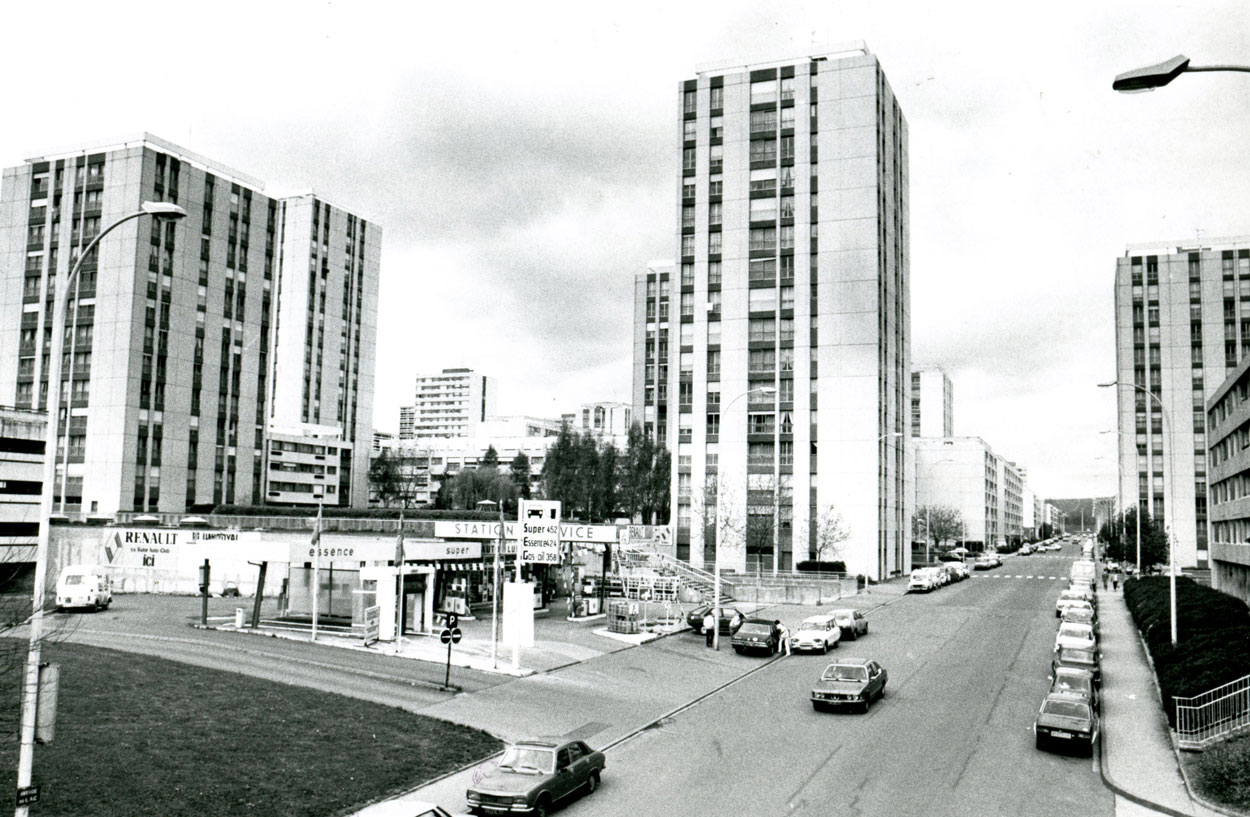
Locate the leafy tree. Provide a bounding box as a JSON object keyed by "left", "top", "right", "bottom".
{"left": 1104, "top": 507, "right": 1169, "bottom": 567}
{"left": 575, "top": 433, "right": 601, "bottom": 521}
{"left": 1039, "top": 522, "right": 1055, "bottom": 539}
{"left": 368, "top": 451, "right": 402, "bottom": 507}
{"left": 509, "top": 452, "right": 532, "bottom": 500}
{"left": 541, "top": 424, "right": 581, "bottom": 513}
{"left": 443, "top": 465, "right": 516, "bottom": 512}
{"left": 595, "top": 442, "right": 620, "bottom": 521}
{"left": 648, "top": 446, "right": 671, "bottom": 525}
{"left": 480, "top": 445, "right": 500, "bottom": 469}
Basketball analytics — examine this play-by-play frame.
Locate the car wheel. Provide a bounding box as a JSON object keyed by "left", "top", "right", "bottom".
{"left": 1035, "top": 733, "right": 1045, "bottom": 751}
{"left": 819, "top": 642, "right": 827, "bottom": 654}
{"left": 587, "top": 770, "right": 600, "bottom": 793}
{"left": 733, "top": 646, "right": 743, "bottom": 654}
{"left": 812, "top": 701, "right": 824, "bottom": 713}
{"left": 534, "top": 795, "right": 551, "bottom": 817}
{"left": 862, "top": 624, "right": 868, "bottom": 635}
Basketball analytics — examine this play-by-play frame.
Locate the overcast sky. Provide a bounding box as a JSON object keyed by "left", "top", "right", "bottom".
{"left": 4, "top": 1, "right": 1249, "bottom": 500}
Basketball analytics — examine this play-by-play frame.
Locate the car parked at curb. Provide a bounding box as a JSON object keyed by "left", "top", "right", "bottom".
{"left": 732, "top": 618, "right": 784, "bottom": 655}
{"left": 1056, "top": 591, "right": 1095, "bottom": 618}
{"left": 1049, "top": 666, "right": 1099, "bottom": 712}
{"left": 946, "top": 561, "right": 971, "bottom": 580}
{"left": 829, "top": 608, "right": 869, "bottom": 640}
{"left": 790, "top": 614, "right": 841, "bottom": 653}
{"left": 810, "top": 658, "right": 888, "bottom": 713}
{"left": 1061, "top": 606, "right": 1099, "bottom": 636}
{"left": 1034, "top": 692, "right": 1099, "bottom": 755}
{"left": 1054, "top": 622, "right": 1097, "bottom": 653}
{"left": 686, "top": 604, "right": 744, "bottom": 635}
{"left": 465, "top": 739, "right": 605, "bottom": 817}
{"left": 1052, "top": 646, "right": 1101, "bottom": 687}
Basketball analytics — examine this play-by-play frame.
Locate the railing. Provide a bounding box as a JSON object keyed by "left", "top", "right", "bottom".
{"left": 1175, "top": 673, "right": 1250, "bottom": 750}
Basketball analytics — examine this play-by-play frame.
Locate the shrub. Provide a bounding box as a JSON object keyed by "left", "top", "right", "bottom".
{"left": 795, "top": 560, "right": 847, "bottom": 574}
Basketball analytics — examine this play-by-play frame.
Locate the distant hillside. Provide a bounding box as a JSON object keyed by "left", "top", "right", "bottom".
{"left": 1046, "top": 497, "right": 1115, "bottom": 533}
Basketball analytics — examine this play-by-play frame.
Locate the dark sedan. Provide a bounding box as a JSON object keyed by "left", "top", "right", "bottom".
{"left": 810, "top": 658, "right": 887, "bottom": 713}
{"left": 1050, "top": 666, "right": 1099, "bottom": 711}
{"left": 731, "top": 618, "right": 782, "bottom": 655}
{"left": 686, "top": 604, "right": 744, "bottom": 635}
{"left": 466, "top": 738, "right": 605, "bottom": 817}
{"left": 1034, "top": 692, "right": 1099, "bottom": 755}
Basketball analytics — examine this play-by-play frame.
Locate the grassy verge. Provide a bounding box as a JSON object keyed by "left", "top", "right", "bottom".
{"left": 0, "top": 640, "right": 501, "bottom": 817}
{"left": 1182, "top": 730, "right": 1250, "bottom": 811}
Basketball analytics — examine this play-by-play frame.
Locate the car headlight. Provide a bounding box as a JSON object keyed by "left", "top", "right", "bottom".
{"left": 512, "top": 795, "right": 530, "bottom": 805}
{"left": 466, "top": 790, "right": 479, "bottom": 801}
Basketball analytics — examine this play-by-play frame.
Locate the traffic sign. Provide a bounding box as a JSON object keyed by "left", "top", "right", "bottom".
{"left": 450, "top": 627, "right": 462, "bottom": 644}
{"left": 439, "top": 628, "right": 452, "bottom": 644}
{"left": 16, "top": 786, "right": 39, "bottom": 806}
{"left": 519, "top": 500, "right": 561, "bottom": 564}
{"left": 444, "top": 612, "right": 458, "bottom": 629}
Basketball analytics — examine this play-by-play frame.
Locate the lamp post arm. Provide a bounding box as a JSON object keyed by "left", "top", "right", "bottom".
{"left": 1186, "top": 65, "right": 1250, "bottom": 74}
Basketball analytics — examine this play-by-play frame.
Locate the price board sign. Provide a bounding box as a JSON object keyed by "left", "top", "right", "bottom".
{"left": 519, "top": 500, "right": 561, "bottom": 565}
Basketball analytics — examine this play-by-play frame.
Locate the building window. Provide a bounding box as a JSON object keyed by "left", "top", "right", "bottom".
{"left": 750, "top": 110, "right": 778, "bottom": 134}
{"left": 750, "top": 80, "right": 777, "bottom": 105}
{"left": 709, "top": 116, "right": 723, "bottom": 139}
{"left": 709, "top": 145, "right": 723, "bottom": 173}
{"left": 708, "top": 232, "right": 722, "bottom": 255}
{"left": 683, "top": 148, "right": 696, "bottom": 172}
{"left": 710, "top": 86, "right": 723, "bottom": 110}
{"left": 750, "top": 168, "right": 777, "bottom": 194}
{"left": 683, "top": 90, "right": 696, "bottom": 115}
{"left": 709, "top": 202, "right": 722, "bottom": 226}
{"left": 750, "top": 140, "right": 778, "bottom": 164}
{"left": 749, "top": 228, "right": 777, "bottom": 252}
{"left": 683, "top": 120, "right": 697, "bottom": 141}
{"left": 708, "top": 175, "right": 723, "bottom": 197}
{"left": 708, "top": 261, "right": 722, "bottom": 286}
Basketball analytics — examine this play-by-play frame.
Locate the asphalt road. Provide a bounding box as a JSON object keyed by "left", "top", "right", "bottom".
{"left": 554, "top": 550, "right": 1113, "bottom": 817}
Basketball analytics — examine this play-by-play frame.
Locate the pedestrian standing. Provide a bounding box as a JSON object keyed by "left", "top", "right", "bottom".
{"left": 703, "top": 610, "right": 716, "bottom": 647}
{"left": 1102, "top": 571, "right": 1108, "bottom": 590}
{"left": 1112, "top": 572, "right": 1119, "bottom": 591}
{"left": 775, "top": 620, "right": 790, "bottom": 656}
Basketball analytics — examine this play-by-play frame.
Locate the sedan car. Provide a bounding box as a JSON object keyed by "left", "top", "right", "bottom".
{"left": 686, "top": 604, "right": 745, "bottom": 635}
{"left": 1056, "top": 592, "right": 1095, "bottom": 618}
{"left": 790, "top": 614, "right": 842, "bottom": 653}
{"left": 732, "top": 618, "right": 783, "bottom": 655}
{"left": 829, "top": 608, "right": 869, "bottom": 640}
{"left": 946, "top": 561, "right": 971, "bottom": 580}
{"left": 1034, "top": 692, "right": 1099, "bottom": 755}
{"left": 1061, "top": 606, "right": 1099, "bottom": 635}
{"left": 1050, "top": 666, "right": 1099, "bottom": 711}
{"left": 1052, "top": 646, "right": 1101, "bottom": 687}
{"left": 810, "top": 658, "right": 887, "bottom": 713}
{"left": 1054, "top": 622, "right": 1097, "bottom": 653}
{"left": 466, "top": 739, "right": 605, "bottom": 817}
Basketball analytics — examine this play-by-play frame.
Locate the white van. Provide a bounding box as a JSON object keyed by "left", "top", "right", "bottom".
{"left": 55, "top": 565, "right": 113, "bottom": 611}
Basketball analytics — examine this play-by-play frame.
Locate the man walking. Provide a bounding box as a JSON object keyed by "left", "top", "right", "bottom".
{"left": 1112, "top": 570, "right": 1119, "bottom": 591}
{"left": 703, "top": 609, "right": 716, "bottom": 648}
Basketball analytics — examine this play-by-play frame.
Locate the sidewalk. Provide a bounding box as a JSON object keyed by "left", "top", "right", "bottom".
{"left": 1098, "top": 582, "right": 1227, "bottom": 817}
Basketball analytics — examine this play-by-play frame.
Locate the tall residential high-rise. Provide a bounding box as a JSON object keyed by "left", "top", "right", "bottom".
{"left": 1111, "top": 239, "right": 1248, "bottom": 570}
{"left": 637, "top": 44, "right": 911, "bottom": 580}
{"left": 402, "top": 368, "right": 497, "bottom": 439}
{"left": 0, "top": 134, "right": 380, "bottom": 514}
{"left": 911, "top": 366, "right": 953, "bottom": 438}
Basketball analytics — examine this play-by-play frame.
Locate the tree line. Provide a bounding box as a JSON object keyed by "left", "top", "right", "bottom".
{"left": 369, "top": 422, "right": 670, "bottom": 524}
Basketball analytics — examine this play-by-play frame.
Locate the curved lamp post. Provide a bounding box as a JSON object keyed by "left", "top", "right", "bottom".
{"left": 1099, "top": 380, "right": 1177, "bottom": 646}
{"left": 1100, "top": 429, "right": 1143, "bottom": 575}
{"left": 17, "top": 200, "right": 186, "bottom": 816}
{"left": 1113, "top": 55, "right": 1250, "bottom": 92}
{"left": 712, "top": 385, "right": 775, "bottom": 650}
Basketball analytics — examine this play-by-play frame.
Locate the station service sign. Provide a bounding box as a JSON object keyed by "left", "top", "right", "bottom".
{"left": 519, "top": 500, "right": 561, "bottom": 565}
{"left": 433, "top": 520, "right": 616, "bottom": 551}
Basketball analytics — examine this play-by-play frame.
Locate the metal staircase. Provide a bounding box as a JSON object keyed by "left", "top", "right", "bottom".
{"left": 617, "top": 546, "right": 735, "bottom": 603}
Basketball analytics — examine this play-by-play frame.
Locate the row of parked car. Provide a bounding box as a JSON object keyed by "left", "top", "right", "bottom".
{"left": 685, "top": 604, "right": 870, "bottom": 655}
{"left": 1035, "top": 560, "right": 1102, "bottom": 756}
{"left": 908, "top": 559, "right": 972, "bottom": 592}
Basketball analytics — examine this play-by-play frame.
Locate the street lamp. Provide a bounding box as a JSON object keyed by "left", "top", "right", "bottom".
{"left": 1100, "top": 380, "right": 1177, "bottom": 645}
{"left": 713, "top": 385, "right": 776, "bottom": 650}
{"left": 17, "top": 200, "right": 186, "bottom": 817}
{"left": 1099, "top": 429, "right": 1142, "bottom": 574}
{"left": 476, "top": 497, "right": 506, "bottom": 668}
{"left": 1113, "top": 55, "right": 1250, "bottom": 92}
{"left": 311, "top": 483, "right": 325, "bottom": 642}
{"left": 917, "top": 456, "right": 955, "bottom": 566}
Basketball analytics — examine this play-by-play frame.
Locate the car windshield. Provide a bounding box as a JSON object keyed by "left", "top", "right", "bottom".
{"left": 1061, "top": 649, "right": 1096, "bottom": 665}
{"left": 822, "top": 664, "right": 868, "bottom": 682}
{"left": 1054, "top": 673, "right": 1092, "bottom": 693}
{"left": 738, "top": 623, "right": 771, "bottom": 635}
{"left": 830, "top": 610, "right": 854, "bottom": 619}
{"left": 498, "top": 746, "right": 555, "bottom": 774}
{"left": 63, "top": 575, "right": 84, "bottom": 585}
{"left": 1058, "top": 625, "right": 1091, "bottom": 639}
{"left": 1042, "top": 700, "right": 1091, "bottom": 720}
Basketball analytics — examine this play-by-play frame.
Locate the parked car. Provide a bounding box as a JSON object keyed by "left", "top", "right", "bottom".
{"left": 1054, "top": 622, "right": 1097, "bottom": 653}
{"left": 1050, "top": 666, "right": 1099, "bottom": 711}
{"left": 1018, "top": 544, "right": 1034, "bottom": 555}
{"left": 1056, "top": 591, "right": 1095, "bottom": 618}
{"left": 1060, "top": 606, "right": 1100, "bottom": 636}
{"left": 790, "top": 614, "right": 842, "bottom": 653}
{"left": 947, "top": 561, "right": 971, "bottom": 580}
{"left": 465, "top": 738, "right": 605, "bottom": 817}
{"left": 829, "top": 608, "right": 869, "bottom": 640}
{"left": 1034, "top": 692, "right": 1099, "bottom": 755}
{"left": 973, "top": 555, "right": 997, "bottom": 570}
{"left": 55, "top": 565, "right": 113, "bottom": 612}
{"left": 732, "top": 618, "right": 784, "bottom": 655}
{"left": 686, "top": 604, "right": 745, "bottom": 635}
{"left": 908, "top": 569, "right": 938, "bottom": 592}
{"left": 1052, "top": 646, "right": 1101, "bottom": 687}
{"left": 810, "top": 658, "right": 888, "bottom": 713}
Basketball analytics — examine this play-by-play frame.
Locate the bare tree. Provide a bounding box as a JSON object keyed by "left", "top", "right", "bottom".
{"left": 813, "top": 505, "right": 851, "bottom": 563}
{"left": 915, "top": 505, "right": 963, "bottom": 549}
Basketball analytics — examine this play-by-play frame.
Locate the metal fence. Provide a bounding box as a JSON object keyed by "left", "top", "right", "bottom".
{"left": 1175, "top": 673, "right": 1250, "bottom": 750}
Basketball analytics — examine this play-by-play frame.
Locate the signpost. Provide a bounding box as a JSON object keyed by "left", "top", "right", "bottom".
{"left": 519, "top": 500, "right": 561, "bottom": 565}
{"left": 362, "top": 605, "right": 381, "bottom": 647}
{"left": 439, "top": 612, "right": 461, "bottom": 689}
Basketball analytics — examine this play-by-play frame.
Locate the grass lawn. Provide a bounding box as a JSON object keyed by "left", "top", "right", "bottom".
{"left": 1183, "top": 730, "right": 1250, "bottom": 812}
{"left": 0, "top": 640, "right": 502, "bottom": 817}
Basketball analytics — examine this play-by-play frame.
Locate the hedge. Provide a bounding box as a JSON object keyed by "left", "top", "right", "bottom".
{"left": 1123, "top": 575, "right": 1250, "bottom": 725}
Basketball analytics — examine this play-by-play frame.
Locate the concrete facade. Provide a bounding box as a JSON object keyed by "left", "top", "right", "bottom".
{"left": 1111, "top": 239, "right": 1250, "bottom": 569}
{"left": 911, "top": 366, "right": 953, "bottom": 438}
{"left": 1204, "top": 352, "right": 1250, "bottom": 606}
{"left": 639, "top": 44, "right": 911, "bottom": 580}
{"left": 403, "top": 368, "right": 497, "bottom": 439}
{"left": 915, "top": 437, "right": 1023, "bottom": 549}
{"left": 0, "top": 406, "right": 45, "bottom": 560}
{"left": 0, "top": 134, "right": 379, "bottom": 514}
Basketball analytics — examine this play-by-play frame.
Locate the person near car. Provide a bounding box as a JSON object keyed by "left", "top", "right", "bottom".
{"left": 703, "top": 610, "right": 716, "bottom": 647}
{"left": 776, "top": 620, "right": 791, "bottom": 656}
